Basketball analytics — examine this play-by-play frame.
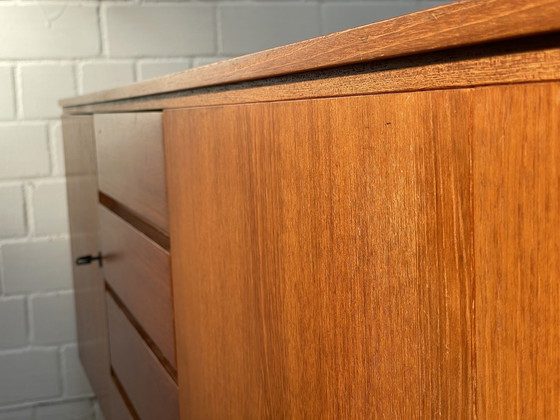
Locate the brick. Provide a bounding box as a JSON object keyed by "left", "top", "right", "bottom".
{"left": 0, "top": 124, "right": 50, "bottom": 180}
{"left": 33, "top": 181, "right": 69, "bottom": 236}
{"left": 106, "top": 5, "right": 216, "bottom": 57}
{"left": 0, "top": 349, "right": 60, "bottom": 405}
{"left": 416, "top": 1, "right": 458, "bottom": 10}
{"left": 21, "top": 65, "right": 76, "bottom": 119}
{"left": 418, "top": 0, "right": 456, "bottom": 3}
{"left": 138, "top": 60, "right": 191, "bottom": 81}
{"left": 82, "top": 63, "right": 135, "bottom": 95}
{"left": 2, "top": 239, "right": 72, "bottom": 294}
{"left": 31, "top": 292, "right": 76, "bottom": 345}
{"left": 0, "top": 185, "right": 26, "bottom": 238}
{"left": 219, "top": 4, "right": 320, "bottom": 55}
{"left": 0, "top": 67, "right": 15, "bottom": 120}
{"left": 322, "top": 2, "right": 425, "bottom": 34}
{"left": 0, "top": 5, "right": 99, "bottom": 59}
{"left": 0, "top": 408, "right": 34, "bottom": 420}
{"left": 0, "top": 297, "right": 27, "bottom": 350}
{"left": 61, "top": 344, "right": 93, "bottom": 396}
{"left": 35, "top": 399, "right": 94, "bottom": 420}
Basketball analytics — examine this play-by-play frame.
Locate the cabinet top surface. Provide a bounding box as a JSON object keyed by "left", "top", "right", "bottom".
{"left": 60, "top": 0, "right": 560, "bottom": 109}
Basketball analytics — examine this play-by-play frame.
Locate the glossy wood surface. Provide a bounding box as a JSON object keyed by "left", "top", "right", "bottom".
{"left": 62, "top": 116, "right": 112, "bottom": 419}
{"left": 94, "top": 113, "right": 168, "bottom": 233}
{"left": 99, "top": 205, "right": 175, "bottom": 368}
{"left": 60, "top": 0, "right": 560, "bottom": 108}
{"left": 107, "top": 293, "right": 179, "bottom": 420}
{"left": 165, "top": 91, "right": 475, "bottom": 418}
{"left": 472, "top": 83, "right": 560, "bottom": 418}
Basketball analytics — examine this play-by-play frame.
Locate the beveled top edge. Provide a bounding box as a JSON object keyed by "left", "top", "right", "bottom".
{"left": 60, "top": 0, "right": 560, "bottom": 108}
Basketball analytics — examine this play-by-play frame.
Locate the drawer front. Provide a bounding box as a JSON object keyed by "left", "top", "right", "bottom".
{"left": 94, "top": 112, "right": 168, "bottom": 233}
{"left": 107, "top": 294, "right": 179, "bottom": 420}
{"left": 99, "top": 205, "right": 176, "bottom": 368}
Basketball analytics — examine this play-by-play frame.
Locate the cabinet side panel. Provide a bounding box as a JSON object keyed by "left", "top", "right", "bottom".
{"left": 473, "top": 82, "right": 560, "bottom": 418}
{"left": 165, "top": 92, "right": 474, "bottom": 419}
{"left": 62, "top": 115, "right": 112, "bottom": 418}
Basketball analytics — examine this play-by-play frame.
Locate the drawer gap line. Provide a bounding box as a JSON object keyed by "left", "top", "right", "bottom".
{"left": 99, "top": 192, "right": 170, "bottom": 251}
{"left": 111, "top": 369, "right": 141, "bottom": 420}
{"left": 106, "top": 284, "right": 179, "bottom": 383}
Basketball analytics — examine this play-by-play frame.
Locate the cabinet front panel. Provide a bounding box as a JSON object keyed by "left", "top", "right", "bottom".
{"left": 94, "top": 112, "right": 169, "bottom": 233}
{"left": 164, "top": 91, "right": 475, "bottom": 418}
{"left": 106, "top": 293, "right": 179, "bottom": 420}
{"left": 99, "top": 205, "right": 176, "bottom": 368}
{"left": 62, "top": 115, "right": 112, "bottom": 418}
{"left": 472, "top": 82, "right": 560, "bottom": 418}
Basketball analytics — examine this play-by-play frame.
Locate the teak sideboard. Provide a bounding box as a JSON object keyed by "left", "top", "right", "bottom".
{"left": 60, "top": 1, "right": 560, "bottom": 418}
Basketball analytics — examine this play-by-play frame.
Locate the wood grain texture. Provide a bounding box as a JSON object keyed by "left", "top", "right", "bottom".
{"left": 473, "top": 82, "right": 560, "bottom": 418}
{"left": 94, "top": 112, "right": 168, "bottom": 233}
{"left": 62, "top": 116, "right": 112, "bottom": 419}
{"left": 107, "top": 293, "right": 179, "bottom": 420}
{"left": 164, "top": 91, "right": 474, "bottom": 418}
{"left": 60, "top": 0, "right": 560, "bottom": 108}
{"left": 64, "top": 37, "right": 560, "bottom": 115}
{"left": 99, "top": 205, "right": 176, "bottom": 369}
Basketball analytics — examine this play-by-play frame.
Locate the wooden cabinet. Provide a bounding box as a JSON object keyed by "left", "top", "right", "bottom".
{"left": 164, "top": 83, "right": 560, "bottom": 418}
{"left": 61, "top": 1, "right": 560, "bottom": 418}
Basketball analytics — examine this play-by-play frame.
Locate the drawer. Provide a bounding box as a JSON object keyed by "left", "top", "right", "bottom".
{"left": 107, "top": 293, "right": 179, "bottom": 420}
{"left": 94, "top": 112, "right": 168, "bottom": 233}
{"left": 99, "top": 205, "right": 176, "bottom": 368}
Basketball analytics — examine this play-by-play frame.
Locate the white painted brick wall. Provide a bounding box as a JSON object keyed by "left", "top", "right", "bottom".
{"left": 0, "top": 67, "right": 15, "bottom": 121}
{"left": 0, "top": 407, "right": 34, "bottom": 420}
{"left": 2, "top": 240, "right": 73, "bottom": 294}
{"left": 0, "top": 125, "right": 50, "bottom": 179}
{"left": 219, "top": 4, "right": 321, "bottom": 55}
{"left": 106, "top": 5, "right": 217, "bottom": 57}
{"left": 32, "top": 181, "right": 69, "bottom": 236}
{"left": 60, "top": 345, "right": 93, "bottom": 397}
{"left": 0, "top": 186, "right": 26, "bottom": 239}
{"left": 138, "top": 59, "right": 192, "bottom": 81}
{"left": 21, "top": 65, "right": 76, "bottom": 119}
{"left": 0, "top": 6, "right": 100, "bottom": 59}
{"left": 34, "top": 400, "right": 95, "bottom": 420}
{"left": 322, "top": 1, "right": 442, "bottom": 33}
{"left": 81, "top": 62, "right": 135, "bottom": 95}
{"left": 0, "top": 0, "right": 454, "bottom": 418}
{"left": 0, "top": 349, "right": 61, "bottom": 405}
{"left": 31, "top": 292, "right": 77, "bottom": 345}
{"left": 0, "top": 297, "right": 27, "bottom": 350}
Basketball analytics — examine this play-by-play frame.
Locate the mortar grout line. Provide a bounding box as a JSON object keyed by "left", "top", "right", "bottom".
{"left": 0, "top": 395, "right": 95, "bottom": 414}
{"left": 22, "top": 183, "right": 36, "bottom": 238}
